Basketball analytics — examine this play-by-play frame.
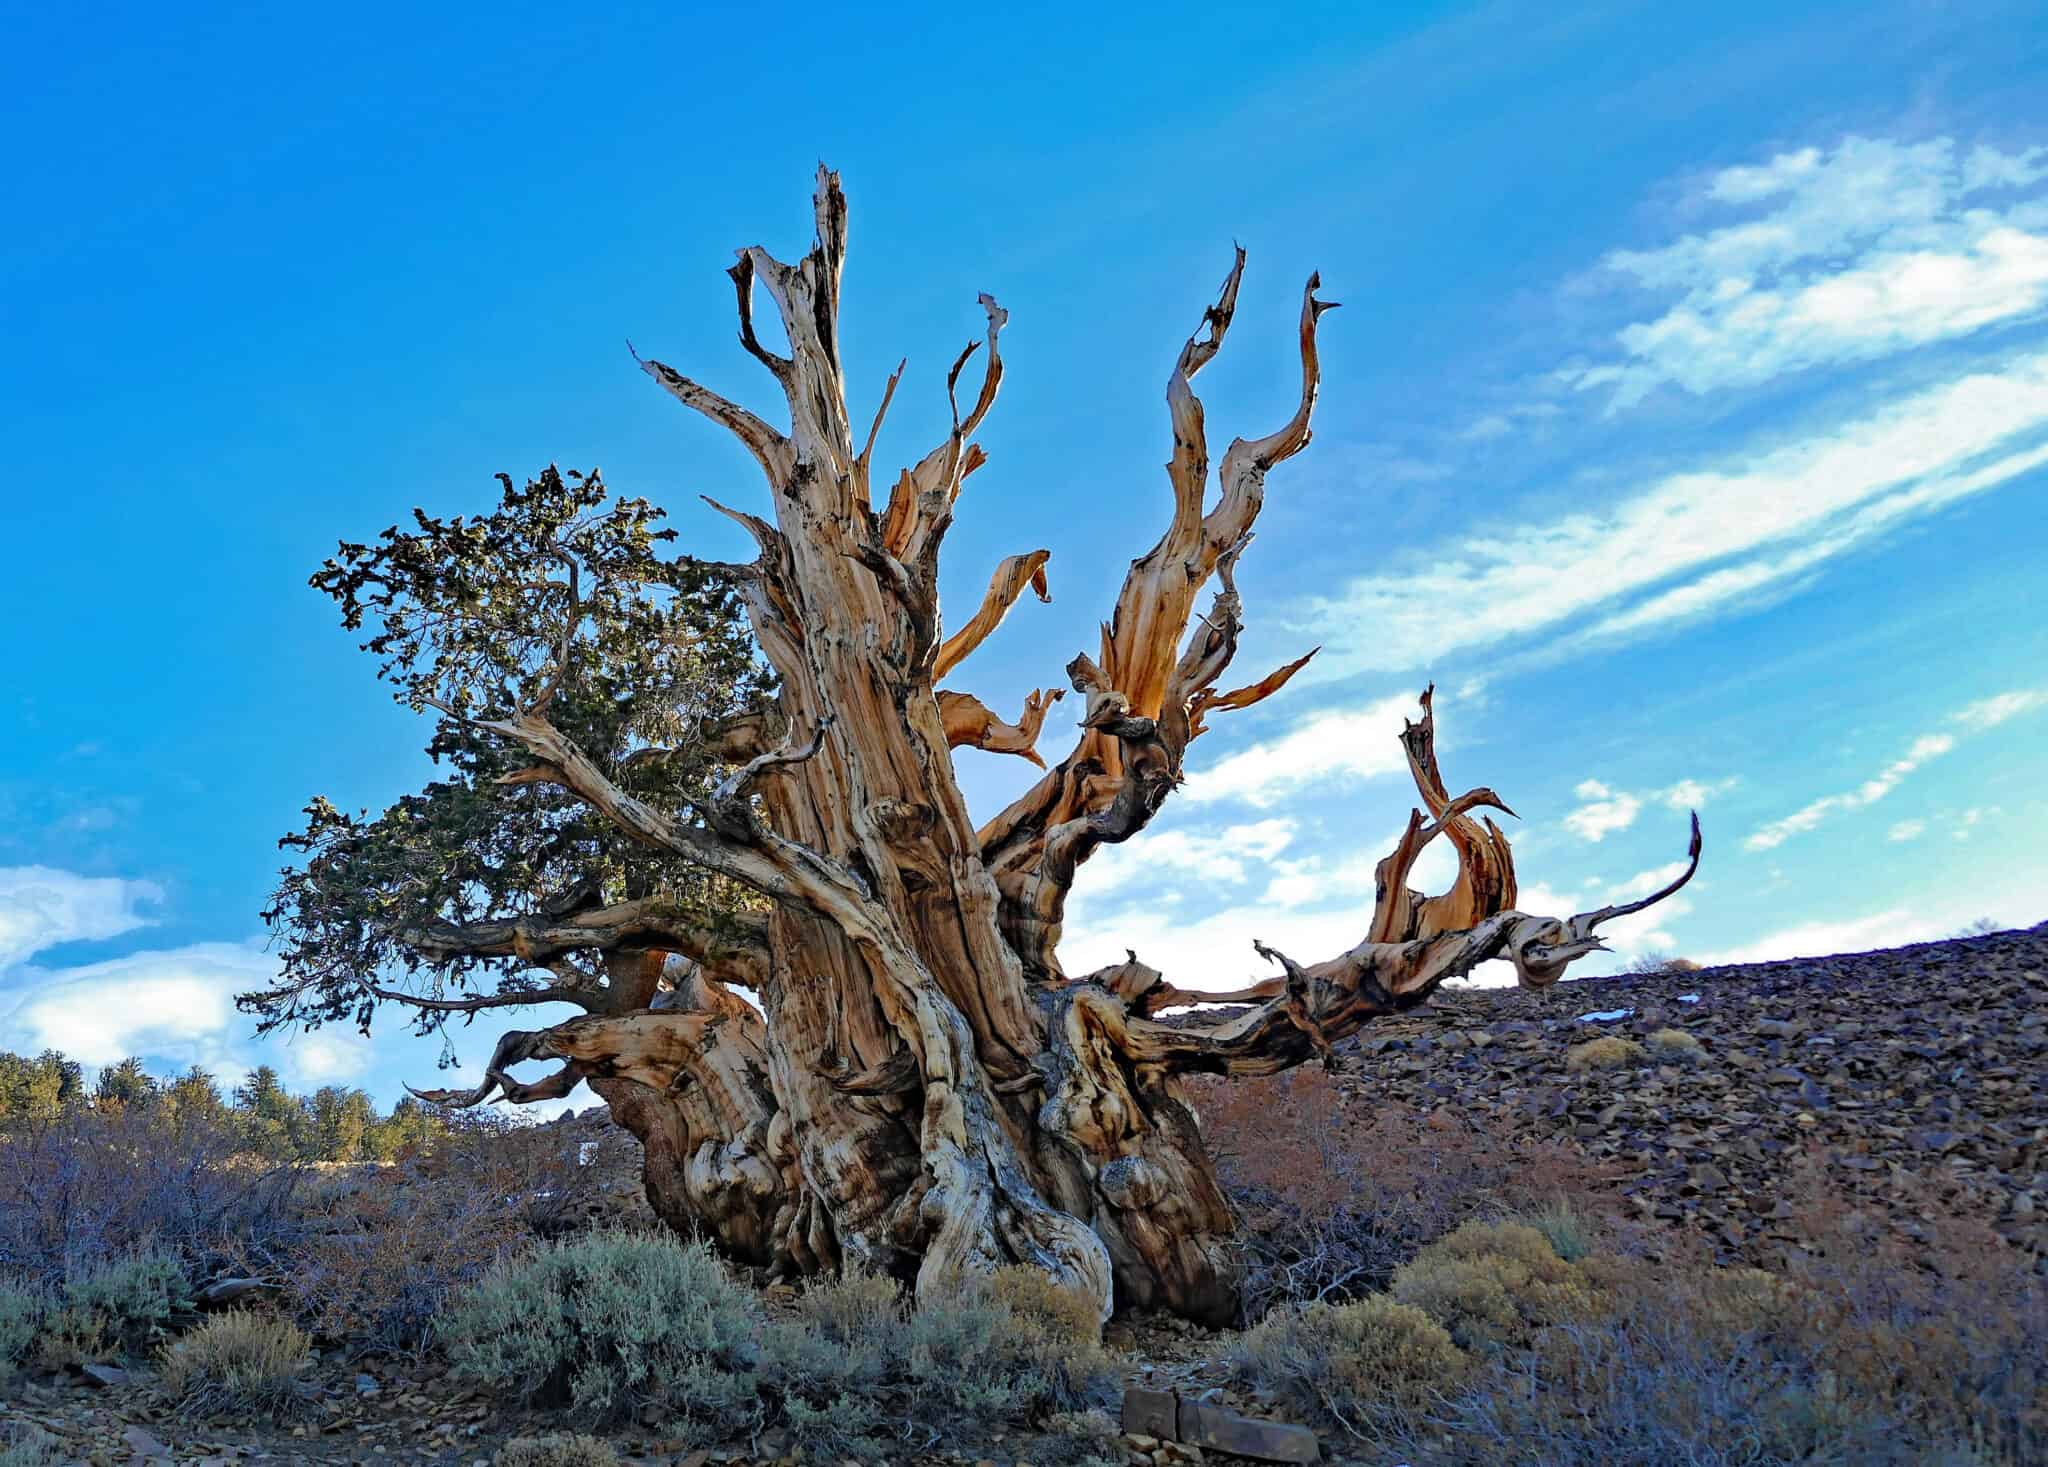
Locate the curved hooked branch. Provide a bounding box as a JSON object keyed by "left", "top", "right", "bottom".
{"left": 978, "top": 256, "right": 1335, "bottom": 970}
{"left": 1074, "top": 690, "right": 1703, "bottom": 1078}
{"left": 704, "top": 716, "right": 835, "bottom": 838}
{"left": 1206, "top": 272, "right": 1337, "bottom": 556}
{"left": 1562, "top": 811, "right": 1705, "bottom": 951}
{"left": 1367, "top": 685, "right": 1519, "bottom": 943}
{"left": 1095, "top": 814, "right": 1704, "bottom": 1078}
{"left": 938, "top": 687, "right": 1066, "bottom": 768}
{"left": 631, "top": 342, "right": 793, "bottom": 488}
{"left": 933, "top": 548, "right": 1051, "bottom": 680}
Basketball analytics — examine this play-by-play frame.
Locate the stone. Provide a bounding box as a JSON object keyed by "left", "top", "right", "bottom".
{"left": 1176, "top": 1400, "right": 1320, "bottom": 1462}
{"left": 1121, "top": 1387, "right": 1179, "bottom": 1441}
{"left": 121, "top": 1426, "right": 171, "bottom": 1460}
{"left": 79, "top": 1362, "right": 130, "bottom": 1387}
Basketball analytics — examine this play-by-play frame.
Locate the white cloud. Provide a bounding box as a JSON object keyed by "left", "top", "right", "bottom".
{"left": 1077, "top": 819, "right": 1297, "bottom": 898}
{"left": 1746, "top": 687, "right": 2044, "bottom": 852}
{"left": 1059, "top": 898, "right": 1388, "bottom": 1000}
{"left": 1183, "top": 693, "right": 1419, "bottom": 807}
{"left": 1258, "top": 836, "right": 1457, "bottom": 909}
{"left": 1560, "top": 774, "right": 1728, "bottom": 843}
{"left": 1703, "top": 909, "right": 1948, "bottom": 966}
{"left": 1562, "top": 780, "right": 1642, "bottom": 842}
{"left": 1567, "top": 137, "right": 2048, "bottom": 404}
{"left": 1888, "top": 819, "right": 1927, "bottom": 842}
{"left": 0, "top": 865, "right": 162, "bottom": 970}
{"left": 1950, "top": 805, "right": 1999, "bottom": 841}
{"left": 1302, "top": 352, "right": 2048, "bottom": 675}
{"left": 1660, "top": 777, "right": 1736, "bottom": 810}
{"left": 0, "top": 935, "right": 374, "bottom": 1090}
{"left": 1744, "top": 732, "right": 1955, "bottom": 851}
{"left": 1952, "top": 688, "right": 2047, "bottom": 730}
{"left": 4, "top": 941, "right": 257, "bottom": 1069}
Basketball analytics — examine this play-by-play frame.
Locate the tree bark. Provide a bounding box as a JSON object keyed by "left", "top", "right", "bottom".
{"left": 411, "top": 171, "right": 1701, "bottom": 1325}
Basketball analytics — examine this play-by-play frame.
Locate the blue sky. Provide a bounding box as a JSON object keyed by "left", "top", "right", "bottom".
{"left": 4, "top": 0, "right": 2045, "bottom": 1111}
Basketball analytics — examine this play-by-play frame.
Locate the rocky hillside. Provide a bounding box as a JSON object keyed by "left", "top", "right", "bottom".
{"left": 1325, "top": 921, "right": 2047, "bottom": 1264}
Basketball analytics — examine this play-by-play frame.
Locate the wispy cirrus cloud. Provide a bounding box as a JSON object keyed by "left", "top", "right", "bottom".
{"left": 1565, "top": 136, "right": 2048, "bottom": 405}
{"left": 1300, "top": 355, "right": 2048, "bottom": 676}
{"left": 1743, "top": 686, "right": 2044, "bottom": 851}
{"left": 1287, "top": 133, "right": 2048, "bottom": 682}
{"left": 1952, "top": 688, "right": 2048, "bottom": 730}
{"left": 1744, "top": 733, "right": 1955, "bottom": 851}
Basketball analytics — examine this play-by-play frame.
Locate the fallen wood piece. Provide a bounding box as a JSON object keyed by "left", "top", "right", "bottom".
{"left": 1122, "top": 1385, "right": 1322, "bottom": 1463}
{"left": 195, "top": 1277, "right": 273, "bottom": 1308}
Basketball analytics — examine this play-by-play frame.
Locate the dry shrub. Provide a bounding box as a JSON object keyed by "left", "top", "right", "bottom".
{"left": 1565, "top": 1036, "right": 1647, "bottom": 1072}
{"left": 1233, "top": 1295, "right": 1468, "bottom": 1440}
{"left": 493, "top": 1435, "right": 620, "bottom": 1467}
{"left": 288, "top": 1114, "right": 600, "bottom": 1356}
{"left": 0, "top": 1106, "right": 299, "bottom": 1290}
{"left": 1623, "top": 954, "right": 1702, "bottom": 976}
{"left": 1391, "top": 1220, "right": 1604, "bottom": 1351}
{"left": 1404, "top": 1220, "right": 2048, "bottom": 1465}
{"left": 1644, "top": 1027, "right": 1704, "bottom": 1060}
{"left": 982, "top": 1263, "right": 1105, "bottom": 1342}
{"left": 159, "top": 1309, "right": 310, "bottom": 1419}
{"left": 1192, "top": 1070, "right": 1626, "bottom": 1322}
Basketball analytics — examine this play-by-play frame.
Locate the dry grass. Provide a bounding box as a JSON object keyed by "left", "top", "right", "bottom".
{"left": 493, "top": 1435, "right": 620, "bottom": 1467}
{"left": 1233, "top": 1294, "right": 1469, "bottom": 1439}
{"left": 1385, "top": 1218, "right": 1611, "bottom": 1353}
{"left": 159, "top": 1309, "right": 310, "bottom": 1419}
{"left": 1644, "top": 1026, "right": 1705, "bottom": 1060}
{"left": 1565, "top": 1036, "right": 1648, "bottom": 1072}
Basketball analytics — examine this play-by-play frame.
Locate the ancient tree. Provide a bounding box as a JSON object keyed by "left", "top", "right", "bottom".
{"left": 258, "top": 171, "right": 1699, "bottom": 1324}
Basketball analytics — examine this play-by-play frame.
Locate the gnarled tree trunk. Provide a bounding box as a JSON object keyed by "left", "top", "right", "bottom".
{"left": 412, "top": 171, "right": 1700, "bottom": 1324}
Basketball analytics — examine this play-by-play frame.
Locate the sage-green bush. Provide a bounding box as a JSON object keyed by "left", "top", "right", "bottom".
{"left": 0, "top": 1279, "right": 46, "bottom": 1374}
{"left": 38, "top": 1249, "right": 192, "bottom": 1364}
{"left": 0, "top": 1422, "right": 60, "bottom": 1467}
{"left": 442, "top": 1231, "right": 762, "bottom": 1435}
{"left": 762, "top": 1265, "right": 1114, "bottom": 1460}
{"left": 445, "top": 1239, "right": 1115, "bottom": 1455}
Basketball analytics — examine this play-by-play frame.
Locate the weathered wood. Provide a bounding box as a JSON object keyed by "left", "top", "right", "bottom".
{"left": 1121, "top": 1386, "right": 1323, "bottom": 1464}
{"left": 398, "top": 170, "right": 1701, "bottom": 1328}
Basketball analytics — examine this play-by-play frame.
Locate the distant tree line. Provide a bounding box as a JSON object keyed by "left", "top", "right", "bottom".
{"left": 0, "top": 1048, "right": 449, "bottom": 1162}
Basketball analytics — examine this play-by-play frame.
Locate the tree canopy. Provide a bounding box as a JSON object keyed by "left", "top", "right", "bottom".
{"left": 252, "top": 465, "right": 773, "bottom": 1048}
